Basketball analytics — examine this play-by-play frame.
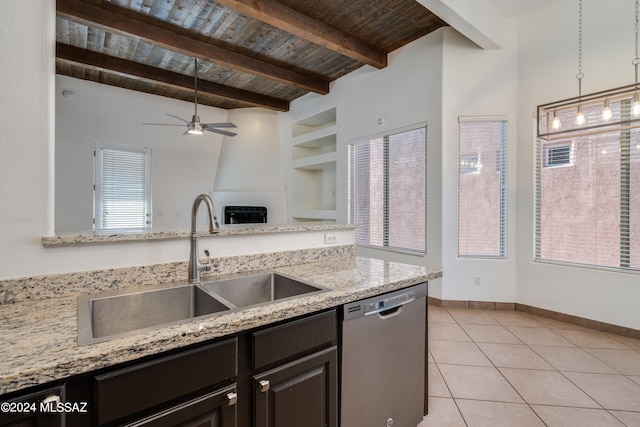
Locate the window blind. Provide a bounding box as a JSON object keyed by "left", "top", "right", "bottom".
{"left": 349, "top": 125, "right": 427, "bottom": 254}
{"left": 536, "top": 101, "right": 640, "bottom": 271}
{"left": 458, "top": 118, "right": 508, "bottom": 258}
{"left": 95, "top": 143, "right": 151, "bottom": 230}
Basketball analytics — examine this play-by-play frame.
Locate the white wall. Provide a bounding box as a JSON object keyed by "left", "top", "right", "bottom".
{"left": 0, "top": 0, "right": 56, "bottom": 279}
{"left": 56, "top": 75, "right": 227, "bottom": 231}
{"left": 440, "top": 26, "right": 518, "bottom": 303}
{"left": 286, "top": 32, "right": 445, "bottom": 294}
{"left": 213, "top": 108, "right": 288, "bottom": 223}
{"left": 285, "top": 1, "right": 640, "bottom": 330}
{"left": 0, "top": 0, "right": 307, "bottom": 281}
{"left": 516, "top": 0, "right": 640, "bottom": 329}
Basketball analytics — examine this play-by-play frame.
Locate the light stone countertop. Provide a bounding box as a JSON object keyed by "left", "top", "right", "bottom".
{"left": 42, "top": 223, "right": 356, "bottom": 246}
{"left": 0, "top": 256, "right": 442, "bottom": 395}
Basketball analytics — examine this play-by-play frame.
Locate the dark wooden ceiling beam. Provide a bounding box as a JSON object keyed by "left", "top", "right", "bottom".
{"left": 56, "top": 0, "right": 329, "bottom": 94}
{"left": 214, "top": 0, "right": 387, "bottom": 69}
{"left": 56, "top": 43, "right": 290, "bottom": 111}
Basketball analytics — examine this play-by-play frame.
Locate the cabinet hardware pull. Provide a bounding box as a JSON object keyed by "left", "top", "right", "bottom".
{"left": 226, "top": 392, "right": 238, "bottom": 406}
{"left": 259, "top": 379, "right": 270, "bottom": 393}
{"left": 42, "top": 395, "right": 61, "bottom": 405}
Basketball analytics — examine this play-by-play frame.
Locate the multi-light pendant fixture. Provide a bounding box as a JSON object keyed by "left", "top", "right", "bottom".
{"left": 538, "top": 0, "right": 640, "bottom": 140}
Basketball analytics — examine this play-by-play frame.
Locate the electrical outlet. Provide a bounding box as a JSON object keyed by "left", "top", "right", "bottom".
{"left": 324, "top": 233, "right": 338, "bottom": 244}
{"left": 474, "top": 276, "right": 481, "bottom": 286}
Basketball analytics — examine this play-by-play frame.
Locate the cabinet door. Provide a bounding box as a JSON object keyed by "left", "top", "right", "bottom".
{"left": 253, "top": 347, "right": 337, "bottom": 427}
{"left": 124, "top": 384, "right": 237, "bottom": 427}
{"left": 0, "top": 385, "right": 65, "bottom": 427}
{"left": 95, "top": 338, "right": 237, "bottom": 425}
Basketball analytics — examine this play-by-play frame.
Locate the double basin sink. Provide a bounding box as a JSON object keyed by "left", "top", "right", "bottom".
{"left": 77, "top": 273, "right": 324, "bottom": 345}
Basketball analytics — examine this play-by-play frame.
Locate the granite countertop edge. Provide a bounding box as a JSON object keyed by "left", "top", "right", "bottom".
{"left": 0, "top": 256, "right": 442, "bottom": 395}
{"left": 42, "top": 223, "right": 357, "bottom": 247}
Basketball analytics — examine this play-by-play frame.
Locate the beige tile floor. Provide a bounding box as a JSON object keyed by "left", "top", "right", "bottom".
{"left": 419, "top": 306, "right": 640, "bottom": 427}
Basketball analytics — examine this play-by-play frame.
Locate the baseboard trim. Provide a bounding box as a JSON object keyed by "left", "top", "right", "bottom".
{"left": 428, "top": 297, "right": 640, "bottom": 339}
{"left": 427, "top": 297, "right": 515, "bottom": 311}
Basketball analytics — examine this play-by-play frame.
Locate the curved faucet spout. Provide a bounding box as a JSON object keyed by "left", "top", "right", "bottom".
{"left": 188, "top": 194, "right": 219, "bottom": 284}
{"left": 191, "top": 193, "right": 218, "bottom": 235}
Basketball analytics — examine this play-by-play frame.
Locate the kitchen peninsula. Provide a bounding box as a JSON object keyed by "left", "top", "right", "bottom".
{"left": 0, "top": 223, "right": 441, "bottom": 426}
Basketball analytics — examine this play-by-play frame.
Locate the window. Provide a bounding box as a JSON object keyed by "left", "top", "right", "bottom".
{"left": 349, "top": 125, "right": 427, "bottom": 254}
{"left": 94, "top": 142, "right": 152, "bottom": 230}
{"left": 545, "top": 143, "right": 572, "bottom": 167}
{"left": 458, "top": 118, "right": 508, "bottom": 258}
{"left": 536, "top": 102, "right": 640, "bottom": 271}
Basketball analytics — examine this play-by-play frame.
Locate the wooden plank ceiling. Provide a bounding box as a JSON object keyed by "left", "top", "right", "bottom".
{"left": 56, "top": 0, "right": 447, "bottom": 111}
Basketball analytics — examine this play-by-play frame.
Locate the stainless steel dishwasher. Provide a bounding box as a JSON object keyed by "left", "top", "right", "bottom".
{"left": 341, "top": 283, "right": 427, "bottom": 427}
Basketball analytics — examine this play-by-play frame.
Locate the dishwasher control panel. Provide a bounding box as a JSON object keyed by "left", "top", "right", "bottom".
{"left": 366, "top": 291, "right": 415, "bottom": 314}
{"left": 342, "top": 283, "right": 427, "bottom": 320}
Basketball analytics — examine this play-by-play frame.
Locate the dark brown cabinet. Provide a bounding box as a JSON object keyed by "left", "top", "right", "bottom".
{"left": 253, "top": 347, "right": 337, "bottom": 427}
{"left": 1, "top": 309, "right": 339, "bottom": 427}
{"left": 251, "top": 310, "right": 338, "bottom": 427}
{"left": 0, "top": 385, "right": 65, "bottom": 427}
{"left": 95, "top": 338, "right": 237, "bottom": 426}
{"left": 123, "top": 384, "right": 237, "bottom": 427}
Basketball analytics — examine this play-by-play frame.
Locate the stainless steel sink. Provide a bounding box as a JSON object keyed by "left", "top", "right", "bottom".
{"left": 199, "top": 273, "right": 324, "bottom": 308}
{"left": 78, "top": 284, "right": 231, "bottom": 345}
{"left": 77, "top": 272, "right": 325, "bottom": 345}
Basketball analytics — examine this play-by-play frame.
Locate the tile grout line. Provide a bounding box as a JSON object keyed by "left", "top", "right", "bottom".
{"left": 453, "top": 308, "right": 552, "bottom": 426}
{"left": 428, "top": 306, "right": 640, "bottom": 424}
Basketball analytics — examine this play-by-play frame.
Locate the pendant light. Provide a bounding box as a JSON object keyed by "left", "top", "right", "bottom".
{"left": 537, "top": 0, "right": 640, "bottom": 140}
{"left": 552, "top": 109, "right": 561, "bottom": 129}
{"left": 602, "top": 98, "right": 612, "bottom": 121}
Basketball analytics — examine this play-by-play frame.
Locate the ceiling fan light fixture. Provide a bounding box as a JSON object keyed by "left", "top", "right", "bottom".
{"left": 143, "top": 59, "right": 237, "bottom": 137}
{"left": 188, "top": 121, "right": 203, "bottom": 135}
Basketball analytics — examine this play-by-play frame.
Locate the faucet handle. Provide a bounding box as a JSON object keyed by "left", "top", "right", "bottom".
{"left": 203, "top": 249, "right": 212, "bottom": 271}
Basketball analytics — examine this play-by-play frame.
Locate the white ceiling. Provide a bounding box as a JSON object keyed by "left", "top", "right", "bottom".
{"left": 489, "top": 0, "right": 556, "bottom": 17}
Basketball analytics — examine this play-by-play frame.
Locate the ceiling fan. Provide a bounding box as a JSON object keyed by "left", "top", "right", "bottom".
{"left": 143, "top": 58, "right": 237, "bottom": 137}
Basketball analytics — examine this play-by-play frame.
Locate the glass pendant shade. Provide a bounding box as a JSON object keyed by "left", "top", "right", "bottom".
{"left": 575, "top": 105, "right": 586, "bottom": 125}
{"left": 602, "top": 99, "right": 612, "bottom": 121}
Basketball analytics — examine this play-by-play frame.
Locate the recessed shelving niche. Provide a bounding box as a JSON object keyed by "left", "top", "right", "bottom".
{"left": 290, "top": 107, "right": 337, "bottom": 223}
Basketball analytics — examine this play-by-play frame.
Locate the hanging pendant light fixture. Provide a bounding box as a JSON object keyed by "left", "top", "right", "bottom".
{"left": 538, "top": 0, "right": 640, "bottom": 140}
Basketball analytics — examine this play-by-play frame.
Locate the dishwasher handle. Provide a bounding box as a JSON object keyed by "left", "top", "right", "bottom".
{"left": 364, "top": 297, "right": 415, "bottom": 317}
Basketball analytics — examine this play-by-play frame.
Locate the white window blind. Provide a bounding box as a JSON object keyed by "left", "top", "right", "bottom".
{"left": 458, "top": 118, "right": 508, "bottom": 258}
{"left": 94, "top": 142, "right": 152, "bottom": 230}
{"left": 349, "top": 125, "right": 427, "bottom": 254}
{"left": 536, "top": 101, "right": 640, "bottom": 271}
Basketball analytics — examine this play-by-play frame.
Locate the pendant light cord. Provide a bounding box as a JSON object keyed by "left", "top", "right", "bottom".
{"left": 634, "top": 0, "right": 640, "bottom": 84}
{"left": 577, "top": 0, "right": 583, "bottom": 97}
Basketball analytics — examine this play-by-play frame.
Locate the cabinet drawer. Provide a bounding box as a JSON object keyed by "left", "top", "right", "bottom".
{"left": 123, "top": 384, "right": 237, "bottom": 427}
{"left": 252, "top": 310, "right": 336, "bottom": 370}
{"left": 95, "top": 337, "right": 237, "bottom": 426}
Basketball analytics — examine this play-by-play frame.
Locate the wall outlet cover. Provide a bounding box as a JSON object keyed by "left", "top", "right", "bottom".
{"left": 324, "top": 233, "right": 338, "bottom": 244}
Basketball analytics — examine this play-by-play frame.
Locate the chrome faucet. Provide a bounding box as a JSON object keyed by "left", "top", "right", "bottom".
{"left": 188, "top": 194, "right": 219, "bottom": 284}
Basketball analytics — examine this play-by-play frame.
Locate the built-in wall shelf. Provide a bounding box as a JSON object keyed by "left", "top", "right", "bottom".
{"left": 289, "top": 107, "right": 337, "bottom": 223}
{"left": 292, "top": 152, "right": 337, "bottom": 170}
{"left": 291, "top": 210, "right": 337, "bottom": 221}
{"left": 292, "top": 125, "right": 337, "bottom": 161}
{"left": 291, "top": 108, "right": 337, "bottom": 138}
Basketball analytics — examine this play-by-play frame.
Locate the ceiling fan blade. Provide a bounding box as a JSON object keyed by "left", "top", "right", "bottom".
{"left": 202, "top": 122, "right": 237, "bottom": 128}
{"left": 203, "top": 127, "right": 237, "bottom": 137}
{"left": 143, "top": 122, "right": 186, "bottom": 126}
{"left": 166, "top": 114, "right": 190, "bottom": 124}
